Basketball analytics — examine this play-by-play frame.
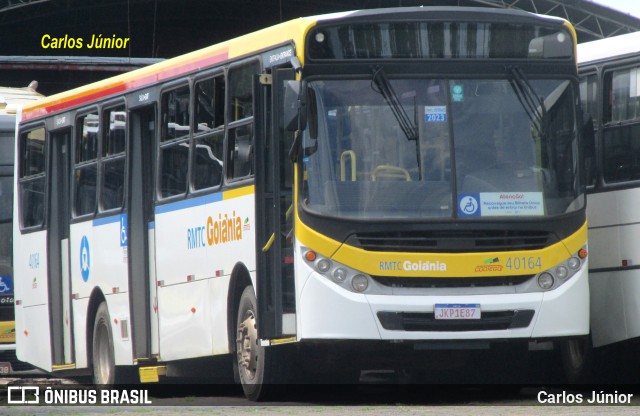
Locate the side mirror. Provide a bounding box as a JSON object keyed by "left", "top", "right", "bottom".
{"left": 284, "top": 80, "right": 306, "bottom": 131}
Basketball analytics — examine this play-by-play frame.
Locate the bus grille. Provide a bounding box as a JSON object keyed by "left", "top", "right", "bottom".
{"left": 371, "top": 275, "right": 533, "bottom": 288}
{"left": 377, "top": 310, "right": 535, "bottom": 332}
{"left": 349, "top": 230, "right": 554, "bottom": 253}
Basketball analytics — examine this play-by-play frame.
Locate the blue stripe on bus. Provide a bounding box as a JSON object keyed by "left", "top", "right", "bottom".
{"left": 155, "top": 192, "right": 223, "bottom": 215}
{"left": 93, "top": 214, "right": 122, "bottom": 227}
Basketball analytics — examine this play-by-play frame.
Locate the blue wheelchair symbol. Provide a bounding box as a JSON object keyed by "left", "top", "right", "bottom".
{"left": 80, "top": 236, "right": 91, "bottom": 282}
{"left": 120, "top": 215, "right": 128, "bottom": 247}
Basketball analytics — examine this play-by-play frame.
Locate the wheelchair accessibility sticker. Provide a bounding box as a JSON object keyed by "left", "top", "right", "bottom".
{"left": 458, "top": 193, "right": 480, "bottom": 217}
{"left": 0, "top": 276, "right": 12, "bottom": 294}
{"left": 80, "top": 236, "right": 91, "bottom": 282}
{"left": 458, "top": 192, "right": 544, "bottom": 217}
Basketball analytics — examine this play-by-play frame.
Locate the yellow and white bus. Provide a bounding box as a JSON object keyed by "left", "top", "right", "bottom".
{"left": 14, "top": 7, "right": 588, "bottom": 399}
{"left": 0, "top": 83, "right": 44, "bottom": 373}
{"left": 578, "top": 32, "right": 640, "bottom": 364}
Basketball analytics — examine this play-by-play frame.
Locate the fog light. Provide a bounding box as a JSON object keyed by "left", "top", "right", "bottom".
{"left": 537, "top": 272, "right": 554, "bottom": 290}
{"left": 351, "top": 274, "right": 369, "bottom": 292}
{"left": 556, "top": 265, "right": 569, "bottom": 280}
{"left": 567, "top": 257, "right": 581, "bottom": 270}
{"left": 333, "top": 268, "right": 347, "bottom": 283}
{"left": 317, "top": 259, "right": 331, "bottom": 273}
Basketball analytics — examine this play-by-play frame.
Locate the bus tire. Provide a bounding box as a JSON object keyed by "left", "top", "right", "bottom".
{"left": 235, "top": 286, "right": 283, "bottom": 401}
{"left": 92, "top": 302, "right": 116, "bottom": 385}
{"left": 560, "top": 335, "right": 592, "bottom": 383}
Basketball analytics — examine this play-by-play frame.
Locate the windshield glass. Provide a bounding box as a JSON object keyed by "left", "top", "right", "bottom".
{"left": 302, "top": 77, "right": 583, "bottom": 219}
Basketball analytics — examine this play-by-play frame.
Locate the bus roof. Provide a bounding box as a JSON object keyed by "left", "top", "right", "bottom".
{"left": 577, "top": 31, "right": 640, "bottom": 65}
{"left": 19, "top": 15, "right": 320, "bottom": 121}
{"left": 0, "top": 83, "right": 44, "bottom": 115}
{"left": 21, "top": 6, "right": 571, "bottom": 122}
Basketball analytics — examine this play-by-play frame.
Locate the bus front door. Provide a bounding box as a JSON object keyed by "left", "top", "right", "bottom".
{"left": 254, "top": 68, "right": 296, "bottom": 340}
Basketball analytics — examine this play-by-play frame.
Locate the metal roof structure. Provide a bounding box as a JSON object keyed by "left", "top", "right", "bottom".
{"left": 0, "top": 0, "right": 638, "bottom": 94}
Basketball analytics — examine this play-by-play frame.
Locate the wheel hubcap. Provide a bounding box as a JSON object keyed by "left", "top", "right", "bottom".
{"left": 237, "top": 309, "right": 258, "bottom": 381}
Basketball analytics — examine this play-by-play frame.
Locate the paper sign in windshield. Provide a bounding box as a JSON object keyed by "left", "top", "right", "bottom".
{"left": 458, "top": 192, "right": 544, "bottom": 217}
{"left": 424, "top": 106, "right": 447, "bottom": 123}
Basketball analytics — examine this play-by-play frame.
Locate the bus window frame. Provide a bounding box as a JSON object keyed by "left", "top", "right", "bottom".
{"left": 158, "top": 81, "right": 192, "bottom": 202}
{"left": 599, "top": 61, "right": 640, "bottom": 188}
{"left": 191, "top": 69, "right": 226, "bottom": 195}
{"left": 98, "top": 99, "right": 128, "bottom": 215}
{"left": 225, "top": 58, "right": 261, "bottom": 185}
{"left": 72, "top": 108, "right": 100, "bottom": 220}
{"left": 579, "top": 68, "right": 600, "bottom": 192}
{"left": 17, "top": 123, "right": 48, "bottom": 233}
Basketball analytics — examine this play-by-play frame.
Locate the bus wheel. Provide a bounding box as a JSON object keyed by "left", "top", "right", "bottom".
{"left": 93, "top": 302, "right": 116, "bottom": 385}
{"left": 236, "top": 286, "right": 267, "bottom": 400}
{"left": 561, "top": 336, "right": 592, "bottom": 383}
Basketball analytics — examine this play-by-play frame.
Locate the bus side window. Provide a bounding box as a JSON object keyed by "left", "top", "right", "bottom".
{"left": 74, "top": 112, "right": 99, "bottom": 217}
{"left": 603, "top": 67, "right": 640, "bottom": 183}
{"left": 193, "top": 75, "right": 225, "bottom": 190}
{"left": 160, "top": 86, "right": 190, "bottom": 198}
{"left": 101, "top": 105, "right": 127, "bottom": 210}
{"left": 227, "top": 61, "right": 259, "bottom": 181}
{"left": 19, "top": 127, "right": 46, "bottom": 228}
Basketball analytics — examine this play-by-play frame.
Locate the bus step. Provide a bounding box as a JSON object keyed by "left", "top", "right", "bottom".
{"left": 139, "top": 365, "right": 166, "bottom": 383}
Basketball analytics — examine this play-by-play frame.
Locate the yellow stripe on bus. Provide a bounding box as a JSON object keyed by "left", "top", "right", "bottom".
{"left": 223, "top": 185, "right": 255, "bottom": 200}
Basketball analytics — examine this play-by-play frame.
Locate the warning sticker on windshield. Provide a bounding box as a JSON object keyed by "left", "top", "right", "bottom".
{"left": 458, "top": 192, "right": 544, "bottom": 217}
{"left": 424, "top": 106, "right": 447, "bottom": 123}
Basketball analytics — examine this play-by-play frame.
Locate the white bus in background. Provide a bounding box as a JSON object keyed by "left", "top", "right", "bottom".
{"left": 0, "top": 82, "right": 44, "bottom": 373}
{"left": 578, "top": 31, "right": 640, "bottom": 373}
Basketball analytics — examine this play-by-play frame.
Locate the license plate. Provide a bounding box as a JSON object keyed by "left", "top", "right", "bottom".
{"left": 0, "top": 361, "right": 13, "bottom": 376}
{"left": 434, "top": 304, "right": 481, "bottom": 320}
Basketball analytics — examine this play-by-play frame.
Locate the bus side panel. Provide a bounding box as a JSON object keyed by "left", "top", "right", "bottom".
{"left": 154, "top": 190, "right": 255, "bottom": 360}
{"left": 588, "top": 190, "right": 640, "bottom": 347}
{"left": 158, "top": 279, "right": 212, "bottom": 361}
{"left": 71, "top": 297, "right": 89, "bottom": 369}
{"left": 14, "top": 231, "right": 52, "bottom": 370}
{"left": 92, "top": 217, "right": 133, "bottom": 365}
{"left": 69, "top": 220, "right": 134, "bottom": 366}
{"left": 155, "top": 200, "right": 213, "bottom": 361}
{"left": 106, "top": 292, "right": 135, "bottom": 365}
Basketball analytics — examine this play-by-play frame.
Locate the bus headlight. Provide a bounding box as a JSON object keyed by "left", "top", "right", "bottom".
{"left": 351, "top": 275, "right": 369, "bottom": 292}
{"left": 302, "top": 248, "right": 377, "bottom": 294}
{"left": 538, "top": 272, "right": 554, "bottom": 290}
{"left": 556, "top": 265, "right": 569, "bottom": 280}
{"left": 317, "top": 259, "right": 332, "bottom": 273}
{"left": 333, "top": 268, "right": 347, "bottom": 283}
{"left": 533, "top": 246, "right": 587, "bottom": 291}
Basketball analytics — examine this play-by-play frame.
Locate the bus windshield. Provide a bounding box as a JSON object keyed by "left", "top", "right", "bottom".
{"left": 302, "top": 76, "right": 583, "bottom": 219}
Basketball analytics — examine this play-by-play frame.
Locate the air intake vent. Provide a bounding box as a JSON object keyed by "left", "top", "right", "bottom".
{"left": 348, "top": 229, "right": 555, "bottom": 253}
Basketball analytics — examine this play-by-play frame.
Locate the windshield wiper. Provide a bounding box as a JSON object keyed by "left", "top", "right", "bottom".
{"left": 371, "top": 66, "right": 418, "bottom": 141}
{"left": 507, "top": 65, "right": 547, "bottom": 138}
